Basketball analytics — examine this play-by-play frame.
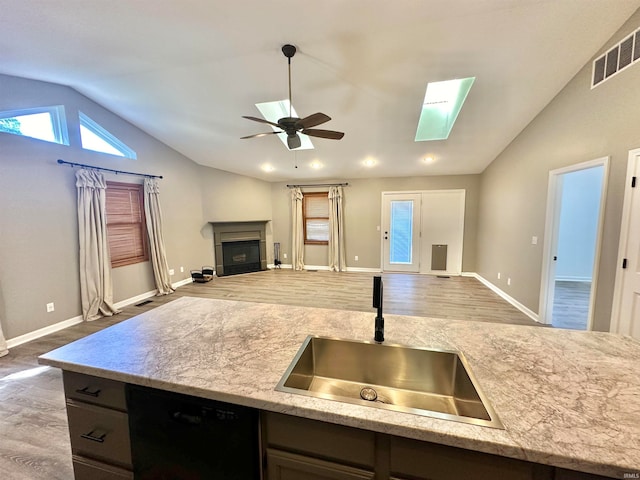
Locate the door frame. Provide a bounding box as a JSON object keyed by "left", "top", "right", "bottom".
{"left": 610, "top": 148, "right": 640, "bottom": 335}
{"left": 380, "top": 191, "right": 422, "bottom": 273}
{"left": 538, "top": 156, "right": 609, "bottom": 328}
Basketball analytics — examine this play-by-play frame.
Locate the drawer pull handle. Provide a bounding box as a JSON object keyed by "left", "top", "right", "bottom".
{"left": 76, "top": 386, "right": 101, "bottom": 397}
{"left": 80, "top": 429, "right": 107, "bottom": 443}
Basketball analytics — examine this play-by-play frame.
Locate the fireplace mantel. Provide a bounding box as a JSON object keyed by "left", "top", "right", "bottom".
{"left": 210, "top": 221, "right": 269, "bottom": 276}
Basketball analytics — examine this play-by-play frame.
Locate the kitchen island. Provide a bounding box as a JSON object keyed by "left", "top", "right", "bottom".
{"left": 39, "top": 296, "right": 640, "bottom": 478}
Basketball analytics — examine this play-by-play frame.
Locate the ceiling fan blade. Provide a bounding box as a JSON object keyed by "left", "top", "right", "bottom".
{"left": 240, "top": 131, "right": 281, "bottom": 139}
{"left": 295, "top": 112, "right": 331, "bottom": 129}
{"left": 287, "top": 134, "right": 301, "bottom": 149}
{"left": 301, "top": 129, "right": 345, "bottom": 140}
{"left": 242, "top": 116, "right": 282, "bottom": 128}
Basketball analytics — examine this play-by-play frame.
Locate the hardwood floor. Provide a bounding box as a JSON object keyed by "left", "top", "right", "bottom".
{"left": 0, "top": 270, "right": 537, "bottom": 479}
{"left": 552, "top": 280, "right": 591, "bottom": 330}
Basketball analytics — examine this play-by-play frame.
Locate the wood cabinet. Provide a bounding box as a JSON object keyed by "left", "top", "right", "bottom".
{"left": 59, "top": 375, "right": 618, "bottom": 480}
{"left": 389, "top": 436, "right": 552, "bottom": 480}
{"left": 62, "top": 372, "right": 133, "bottom": 480}
{"left": 267, "top": 449, "right": 374, "bottom": 480}
{"left": 263, "top": 412, "right": 600, "bottom": 480}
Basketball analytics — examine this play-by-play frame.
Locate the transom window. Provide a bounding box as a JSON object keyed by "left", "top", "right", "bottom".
{"left": 80, "top": 112, "right": 137, "bottom": 159}
{"left": 0, "top": 105, "right": 69, "bottom": 145}
{"left": 105, "top": 182, "right": 148, "bottom": 267}
{"left": 303, "top": 192, "right": 329, "bottom": 245}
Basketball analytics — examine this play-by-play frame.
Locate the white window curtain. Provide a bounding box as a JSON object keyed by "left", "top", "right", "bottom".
{"left": 76, "top": 169, "right": 120, "bottom": 321}
{"left": 144, "top": 178, "right": 174, "bottom": 295}
{"left": 291, "top": 187, "right": 305, "bottom": 271}
{"left": 328, "top": 186, "right": 347, "bottom": 272}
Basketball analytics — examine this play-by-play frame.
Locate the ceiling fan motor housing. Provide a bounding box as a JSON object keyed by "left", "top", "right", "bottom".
{"left": 282, "top": 44, "right": 296, "bottom": 59}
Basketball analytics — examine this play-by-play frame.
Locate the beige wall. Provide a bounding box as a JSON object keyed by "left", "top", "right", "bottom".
{"left": 271, "top": 175, "right": 480, "bottom": 271}
{"left": 477, "top": 10, "right": 640, "bottom": 331}
{"left": 0, "top": 74, "right": 272, "bottom": 339}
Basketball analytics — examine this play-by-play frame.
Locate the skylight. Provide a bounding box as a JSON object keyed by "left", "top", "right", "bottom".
{"left": 0, "top": 105, "right": 69, "bottom": 145}
{"left": 79, "top": 112, "right": 137, "bottom": 159}
{"left": 255, "top": 100, "right": 314, "bottom": 150}
{"left": 415, "top": 77, "right": 475, "bottom": 142}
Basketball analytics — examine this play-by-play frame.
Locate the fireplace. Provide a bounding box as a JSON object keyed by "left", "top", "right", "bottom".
{"left": 222, "top": 240, "right": 261, "bottom": 275}
{"left": 211, "top": 221, "right": 268, "bottom": 276}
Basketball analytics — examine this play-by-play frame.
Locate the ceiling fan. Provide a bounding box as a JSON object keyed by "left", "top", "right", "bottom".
{"left": 241, "top": 44, "right": 344, "bottom": 150}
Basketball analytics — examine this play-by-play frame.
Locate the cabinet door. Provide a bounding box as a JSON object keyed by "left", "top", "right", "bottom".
{"left": 389, "top": 437, "right": 553, "bottom": 480}
{"left": 267, "top": 449, "right": 374, "bottom": 480}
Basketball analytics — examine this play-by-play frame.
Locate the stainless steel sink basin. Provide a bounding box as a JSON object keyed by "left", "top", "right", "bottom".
{"left": 276, "top": 336, "right": 503, "bottom": 428}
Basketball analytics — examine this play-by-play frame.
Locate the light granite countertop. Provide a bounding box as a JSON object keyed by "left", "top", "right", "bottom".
{"left": 39, "top": 296, "right": 640, "bottom": 477}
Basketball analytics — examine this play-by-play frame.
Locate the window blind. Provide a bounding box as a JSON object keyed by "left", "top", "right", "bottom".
{"left": 106, "top": 182, "right": 148, "bottom": 267}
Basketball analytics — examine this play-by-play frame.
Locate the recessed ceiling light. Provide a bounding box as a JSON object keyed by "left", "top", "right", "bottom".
{"left": 363, "top": 158, "right": 376, "bottom": 167}
{"left": 423, "top": 156, "right": 435, "bottom": 164}
{"left": 261, "top": 164, "right": 275, "bottom": 172}
{"left": 310, "top": 161, "right": 323, "bottom": 169}
{"left": 415, "top": 77, "right": 475, "bottom": 142}
{"left": 255, "top": 99, "right": 314, "bottom": 150}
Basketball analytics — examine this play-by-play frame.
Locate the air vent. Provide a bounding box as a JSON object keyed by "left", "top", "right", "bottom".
{"left": 592, "top": 28, "right": 640, "bottom": 88}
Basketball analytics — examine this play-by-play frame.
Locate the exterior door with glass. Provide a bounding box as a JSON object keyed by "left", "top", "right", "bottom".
{"left": 382, "top": 193, "right": 421, "bottom": 272}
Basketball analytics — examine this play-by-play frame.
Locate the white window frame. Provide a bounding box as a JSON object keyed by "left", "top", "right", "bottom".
{"left": 79, "top": 112, "right": 137, "bottom": 159}
{"left": 0, "top": 105, "right": 69, "bottom": 145}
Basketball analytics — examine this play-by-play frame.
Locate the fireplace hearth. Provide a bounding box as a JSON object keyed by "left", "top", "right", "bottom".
{"left": 211, "top": 221, "right": 268, "bottom": 276}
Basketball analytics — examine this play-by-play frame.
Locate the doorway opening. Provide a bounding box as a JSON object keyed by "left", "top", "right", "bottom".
{"left": 539, "top": 157, "right": 608, "bottom": 330}
{"left": 381, "top": 190, "right": 465, "bottom": 275}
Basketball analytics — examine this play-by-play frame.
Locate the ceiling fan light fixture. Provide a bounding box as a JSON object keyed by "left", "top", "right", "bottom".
{"left": 255, "top": 100, "right": 314, "bottom": 150}
{"left": 242, "top": 43, "right": 344, "bottom": 150}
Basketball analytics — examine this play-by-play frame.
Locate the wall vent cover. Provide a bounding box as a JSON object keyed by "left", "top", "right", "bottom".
{"left": 592, "top": 27, "right": 640, "bottom": 88}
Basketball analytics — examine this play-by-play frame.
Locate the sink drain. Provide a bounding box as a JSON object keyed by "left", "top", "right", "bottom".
{"left": 360, "top": 387, "right": 378, "bottom": 402}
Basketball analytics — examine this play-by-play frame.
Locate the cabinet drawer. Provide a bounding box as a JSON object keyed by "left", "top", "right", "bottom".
{"left": 67, "top": 400, "right": 132, "bottom": 468}
{"left": 72, "top": 455, "right": 133, "bottom": 480}
{"left": 263, "top": 412, "right": 375, "bottom": 469}
{"left": 389, "top": 436, "right": 553, "bottom": 480}
{"left": 64, "top": 371, "right": 126, "bottom": 411}
{"left": 267, "top": 449, "right": 374, "bottom": 480}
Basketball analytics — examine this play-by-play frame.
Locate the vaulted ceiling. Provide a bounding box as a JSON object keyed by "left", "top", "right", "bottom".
{"left": 2, "top": 1, "right": 639, "bottom": 181}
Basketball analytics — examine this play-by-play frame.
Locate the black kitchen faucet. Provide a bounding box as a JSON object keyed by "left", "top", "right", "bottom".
{"left": 373, "top": 276, "right": 384, "bottom": 343}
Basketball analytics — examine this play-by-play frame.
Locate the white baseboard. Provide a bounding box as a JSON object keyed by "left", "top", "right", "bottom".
{"left": 6, "top": 285, "right": 189, "bottom": 350}
{"left": 346, "top": 267, "right": 382, "bottom": 273}
{"left": 114, "top": 290, "right": 158, "bottom": 310}
{"left": 269, "top": 263, "right": 380, "bottom": 273}
{"left": 467, "top": 273, "right": 540, "bottom": 323}
{"left": 6, "top": 315, "right": 84, "bottom": 349}
{"left": 172, "top": 277, "right": 194, "bottom": 288}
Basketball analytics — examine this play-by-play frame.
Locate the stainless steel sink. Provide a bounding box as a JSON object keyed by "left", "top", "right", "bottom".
{"left": 276, "top": 336, "right": 503, "bottom": 428}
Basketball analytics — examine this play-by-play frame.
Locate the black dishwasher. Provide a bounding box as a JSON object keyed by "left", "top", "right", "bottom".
{"left": 127, "top": 384, "right": 260, "bottom": 480}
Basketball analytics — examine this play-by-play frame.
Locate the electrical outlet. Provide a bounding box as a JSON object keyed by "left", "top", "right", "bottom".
{"left": 507, "top": 278, "right": 511, "bottom": 286}
{"left": 531, "top": 236, "right": 538, "bottom": 245}
{"left": 497, "top": 272, "right": 501, "bottom": 280}
{"left": 46, "top": 302, "right": 55, "bottom": 313}
{"left": 180, "top": 266, "right": 184, "bottom": 273}
{"left": 169, "top": 269, "right": 175, "bottom": 276}
{"left": 283, "top": 253, "right": 287, "bottom": 259}
{"left": 355, "top": 255, "right": 359, "bottom": 261}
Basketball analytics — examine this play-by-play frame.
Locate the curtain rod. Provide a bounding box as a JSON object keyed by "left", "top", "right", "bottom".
{"left": 286, "top": 182, "right": 348, "bottom": 188}
{"left": 57, "top": 159, "right": 163, "bottom": 179}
